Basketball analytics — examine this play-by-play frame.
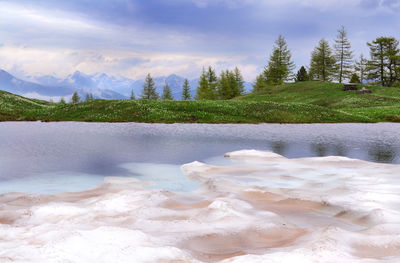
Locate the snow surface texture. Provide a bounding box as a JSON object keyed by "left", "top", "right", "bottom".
{"left": 1, "top": 150, "right": 400, "bottom": 262}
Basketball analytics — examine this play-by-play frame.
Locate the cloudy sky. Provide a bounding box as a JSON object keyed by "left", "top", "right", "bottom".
{"left": 0, "top": 0, "right": 399, "bottom": 81}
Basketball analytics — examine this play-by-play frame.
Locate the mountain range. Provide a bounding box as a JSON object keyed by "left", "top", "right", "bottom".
{"left": 0, "top": 69, "right": 253, "bottom": 101}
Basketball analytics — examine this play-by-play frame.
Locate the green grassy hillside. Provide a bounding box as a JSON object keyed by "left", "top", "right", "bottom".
{"left": 1, "top": 81, "right": 400, "bottom": 123}
{"left": 0, "top": 90, "right": 52, "bottom": 121}
{"left": 237, "top": 81, "right": 400, "bottom": 121}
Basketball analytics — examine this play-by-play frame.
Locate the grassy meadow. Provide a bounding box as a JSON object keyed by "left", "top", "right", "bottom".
{"left": 1, "top": 81, "right": 400, "bottom": 123}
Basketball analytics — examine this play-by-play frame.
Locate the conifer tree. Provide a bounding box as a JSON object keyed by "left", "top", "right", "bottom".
{"left": 253, "top": 74, "right": 267, "bottom": 92}
{"left": 141, "top": 73, "right": 159, "bottom": 100}
{"left": 71, "top": 91, "right": 80, "bottom": 103}
{"left": 206, "top": 66, "right": 218, "bottom": 99}
{"left": 310, "top": 39, "right": 336, "bottom": 81}
{"left": 161, "top": 82, "right": 173, "bottom": 100}
{"left": 264, "top": 35, "right": 295, "bottom": 84}
{"left": 217, "top": 70, "right": 244, "bottom": 99}
{"left": 234, "top": 67, "right": 245, "bottom": 96}
{"left": 130, "top": 89, "right": 136, "bottom": 100}
{"left": 217, "top": 70, "right": 230, "bottom": 99}
{"left": 196, "top": 68, "right": 209, "bottom": 100}
{"left": 196, "top": 66, "right": 217, "bottom": 100}
{"left": 334, "top": 26, "right": 354, "bottom": 83}
{"left": 296, "top": 66, "right": 309, "bottom": 82}
{"left": 85, "top": 93, "right": 94, "bottom": 101}
{"left": 182, "top": 79, "right": 191, "bottom": 100}
{"left": 355, "top": 54, "right": 368, "bottom": 84}
{"left": 59, "top": 97, "right": 66, "bottom": 104}
{"left": 367, "top": 37, "right": 400, "bottom": 86}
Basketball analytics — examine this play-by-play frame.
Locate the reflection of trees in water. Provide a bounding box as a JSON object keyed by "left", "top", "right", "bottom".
{"left": 368, "top": 144, "right": 397, "bottom": 163}
{"left": 311, "top": 143, "right": 328, "bottom": 157}
{"left": 270, "top": 141, "right": 287, "bottom": 156}
{"left": 310, "top": 143, "right": 348, "bottom": 157}
{"left": 333, "top": 144, "right": 348, "bottom": 157}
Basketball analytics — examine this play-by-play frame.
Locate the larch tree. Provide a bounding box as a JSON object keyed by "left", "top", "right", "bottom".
{"left": 296, "top": 66, "right": 309, "bottom": 82}
{"left": 355, "top": 54, "right": 368, "bottom": 84}
{"left": 234, "top": 67, "right": 245, "bottom": 96}
{"left": 217, "top": 70, "right": 232, "bottom": 99}
{"left": 182, "top": 79, "right": 191, "bottom": 100}
{"left": 196, "top": 66, "right": 217, "bottom": 100}
{"left": 252, "top": 74, "right": 267, "bottom": 92}
{"left": 334, "top": 26, "right": 354, "bottom": 83}
{"left": 141, "top": 73, "right": 159, "bottom": 100}
{"left": 367, "top": 37, "right": 400, "bottom": 86}
{"left": 309, "top": 39, "right": 336, "bottom": 81}
{"left": 217, "top": 69, "right": 244, "bottom": 99}
{"left": 161, "top": 82, "right": 173, "bottom": 100}
{"left": 71, "top": 91, "right": 80, "bottom": 103}
{"left": 264, "top": 35, "right": 295, "bottom": 84}
{"left": 85, "top": 93, "right": 94, "bottom": 101}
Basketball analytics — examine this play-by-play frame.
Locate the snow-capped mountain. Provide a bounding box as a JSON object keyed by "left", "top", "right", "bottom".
{"left": 0, "top": 69, "right": 75, "bottom": 99}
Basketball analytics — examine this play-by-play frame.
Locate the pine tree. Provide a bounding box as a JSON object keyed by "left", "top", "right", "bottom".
{"left": 310, "top": 39, "right": 336, "bottom": 81}
{"left": 196, "top": 66, "right": 217, "bottom": 100}
{"left": 355, "top": 54, "right": 368, "bottom": 84}
{"left": 206, "top": 66, "right": 218, "bottom": 99}
{"left": 264, "top": 35, "right": 295, "bottom": 84}
{"left": 85, "top": 93, "right": 93, "bottom": 101}
{"left": 161, "top": 82, "right": 173, "bottom": 100}
{"left": 296, "top": 66, "right": 309, "bottom": 82}
{"left": 130, "top": 89, "right": 136, "bottom": 100}
{"left": 253, "top": 74, "right": 267, "bottom": 92}
{"left": 217, "top": 70, "right": 230, "bottom": 99}
{"left": 217, "top": 70, "right": 244, "bottom": 99}
{"left": 234, "top": 67, "right": 245, "bottom": 96}
{"left": 59, "top": 97, "right": 66, "bottom": 104}
{"left": 141, "top": 73, "right": 159, "bottom": 100}
{"left": 182, "top": 79, "right": 191, "bottom": 100}
{"left": 367, "top": 37, "right": 400, "bottom": 86}
{"left": 334, "top": 26, "right": 354, "bottom": 83}
{"left": 71, "top": 92, "right": 80, "bottom": 103}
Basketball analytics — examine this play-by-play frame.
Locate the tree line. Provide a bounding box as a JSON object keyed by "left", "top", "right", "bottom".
{"left": 132, "top": 67, "right": 245, "bottom": 101}
{"left": 254, "top": 26, "right": 400, "bottom": 92}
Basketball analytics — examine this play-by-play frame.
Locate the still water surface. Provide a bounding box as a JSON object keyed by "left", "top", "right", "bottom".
{"left": 1, "top": 122, "right": 399, "bottom": 194}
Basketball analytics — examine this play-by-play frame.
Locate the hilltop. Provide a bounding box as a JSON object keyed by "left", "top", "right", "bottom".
{"left": 1, "top": 81, "right": 400, "bottom": 123}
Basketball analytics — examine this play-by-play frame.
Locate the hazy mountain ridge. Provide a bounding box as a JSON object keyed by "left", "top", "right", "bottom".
{"left": 1, "top": 69, "right": 252, "bottom": 101}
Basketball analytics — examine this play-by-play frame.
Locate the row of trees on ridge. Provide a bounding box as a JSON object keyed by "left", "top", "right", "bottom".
{"left": 134, "top": 67, "right": 245, "bottom": 101}
{"left": 254, "top": 26, "right": 400, "bottom": 92}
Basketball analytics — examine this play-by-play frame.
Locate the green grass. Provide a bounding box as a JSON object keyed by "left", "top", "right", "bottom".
{"left": 1, "top": 81, "right": 400, "bottom": 123}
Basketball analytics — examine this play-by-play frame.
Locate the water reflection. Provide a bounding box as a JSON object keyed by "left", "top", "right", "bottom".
{"left": 270, "top": 141, "right": 287, "bottom": 156}
{"left": 1, "top": 122, "right": 400, "bottom": 193}
{"left": 333, "top": 144, "right": 348, "bottom": 157}
{"left": 368, "top": 144, "right": 396, "bottom": 163}
{"left": 311, "top": 143, "right": 328, "bottom": 157}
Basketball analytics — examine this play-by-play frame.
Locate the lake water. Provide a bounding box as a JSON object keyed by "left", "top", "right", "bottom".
{"left": 2, "top": 122, "right": 400, "bottom": 262}
{"left": 1, "top": 122, "right": 400, "bottom": 194}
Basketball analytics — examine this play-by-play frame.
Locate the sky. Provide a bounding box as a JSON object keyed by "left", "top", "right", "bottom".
{"left": 0, "top": 0, "right": 399, "bottom": 81}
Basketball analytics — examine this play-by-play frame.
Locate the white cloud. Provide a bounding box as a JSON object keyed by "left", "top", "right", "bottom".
{"left": 0, "top": 45, "right": 259, "bottom": 81}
